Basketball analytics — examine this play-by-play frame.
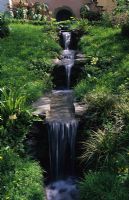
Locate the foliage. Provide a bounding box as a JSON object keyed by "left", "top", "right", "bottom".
{"left": 75, "top": 25, "right": 129, "bottom": 100}
{"left": 121, "top": 23, "right": 129, "bottom": 37}
{"left": 100, "top": 1, "right": 129, "bottom": 27}
{"left": 115, "top": 0, "right": 129, "bottom": 13}
{"left": 0, "top": 22, "right": 54, "bottom": 199}
{"left": 0, "top": 147, "right": 44, "bottom": 200}
{"left": 69, "top": 18, "right": 90, "bottom": 33}
{"left": 0, "top": 87, "right": 32, "bottom": 151}
{"left": 101, "top": 12, "right": 129, "bottom": 27}
{"left": 0, "top": 14, "right": 10, "bottom": 38}
{"left": 0, "top": 23, "right": 61, "bottom": 103}
{"left": 80, "top": 4, "right": 101, "bottom": 21}
{"left": 83, "top": 92, "right": 117, "bottom": 127}
{"left": 79, "top": 171, "right": 129, "bottom": 200}
{"left": 81, "top": 119, "right": 129, "bottom": 170}
{"left": 12, "top": 1, "right": 50, "bottom": 20}
{"left": 76, "top": 24, "right": 129, "bottom": 197}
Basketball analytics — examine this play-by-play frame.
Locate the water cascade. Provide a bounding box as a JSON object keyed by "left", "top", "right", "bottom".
{"left": 46, "top": 31, "right": 79, "bottom": 199}
{"left": 47, "top": 89, "right": 78, "bottom": 179}
{"left": 48, "top": 119, "right": 78, "bottom": 179}
{"left": 62, "top": 32, "right": 71, "bottom": 50}
{"left": 61, "top": 32, "right": 75, "bottom": 89}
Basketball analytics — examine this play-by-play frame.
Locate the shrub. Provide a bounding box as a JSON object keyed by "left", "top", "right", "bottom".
{"left": 121, "top": 23, "right": 129, "bottom": 37}
{"left": 80, "top": 5, "right": 101, "bottom": 21}
{"left": 81, "top": 122, "right": 123, "bottom": 170}
{"left": 79, "top": 171, "right": 129, "bottom": 200}
{"left": 115, "top": 0, "right": 129, "bottom": 14}
{"left": 86, "top": 11, "right": 101, "bottom": 21}
{"left": 81, "top": 100, "right": 129, "bottom": 170}
{"left": 101, "top": 12, "right": 129, "bottom": 27}
{"left": 79, "top": 89, "right": 129, "bottom": 170}
{"left": 0, "top": 148, "right": 44, "bottom": 200}
{"left": 12, "top": 1, "right": 50, "bottom": 21}
{"left": 0, "top": 87, "right": 32, "bottom": 151}
{"left": 70, "top": 18, "right": 90, "bottom": 33}
{"left": 0, "top": 14, "right": 10, "bottom": 38}
{"left": 83, "top": 92, "right": 117, "bottom": 126}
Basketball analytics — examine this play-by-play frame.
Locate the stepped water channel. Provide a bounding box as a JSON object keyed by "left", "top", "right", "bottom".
{"left": 46, "top": 32, "right": 79, "bottom": 200}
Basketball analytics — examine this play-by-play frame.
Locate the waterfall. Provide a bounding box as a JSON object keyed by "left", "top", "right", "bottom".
{"left": 62, "top": 32, "right": 75, "bottom": 89}
{"left": 62, "top": 50, "right": 75, "bottom": 89}
{"left": 62, "top": 32, "right": 71, "bottom": 50}
{"left": 47, "top": 119, "right": 78, "bottom": 179}
{"left": 45, "top": 31, "right": 79, "bottom": 199}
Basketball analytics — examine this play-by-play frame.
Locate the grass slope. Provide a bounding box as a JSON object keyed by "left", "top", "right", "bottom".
{"left": 0, "top": 23, "right": 61, "bottom": 103}
{"left": 75, "top": 25, "right": 129, "bottom": 99}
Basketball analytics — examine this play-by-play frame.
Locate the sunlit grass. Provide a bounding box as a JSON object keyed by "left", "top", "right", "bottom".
{"left": 75, "top": 25, "right": 129, "bottom": 99}
{"left": 0, "top": 23, "right": 61, "bottom": 103}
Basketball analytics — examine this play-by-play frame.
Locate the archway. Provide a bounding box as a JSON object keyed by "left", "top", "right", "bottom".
{"left": 55, "top": 7, "right": 73, "bottom": 21}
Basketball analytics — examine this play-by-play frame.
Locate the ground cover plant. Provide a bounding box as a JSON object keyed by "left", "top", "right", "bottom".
{"left": 0, "top": 14, "right": 10, "bottom": 38}
{"left": 0, "top": 148, "right": 44, "bottom": 200}
{"left": 0, "top": 21, "right": 61, "bottom": 103}
{"left": 0, "top": 19, "right": 61, "bottom": 199}
{"left": 74, "top": 19, "right": 129, "bottom": 200}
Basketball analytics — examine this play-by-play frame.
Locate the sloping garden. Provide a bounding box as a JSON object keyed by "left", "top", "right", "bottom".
{"left": 0, "top": 13, "right": 61, "bottom": 200}
{"left": 1, "top": 0, "right": 129, "bottom": 199}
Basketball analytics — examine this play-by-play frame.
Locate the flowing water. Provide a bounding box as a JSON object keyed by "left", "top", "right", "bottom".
{"left": 47, "top": 119, "right": 78, "bottom": 179}
{"left": 46, "top": 178, "right": 79, "bottom": 200}
{"left": 62, "top": 32, "right": 71, "bottom": 50}
{"left": 61, "top": 32, "right": 75, "bottom": 89}
{"left": 62, "top": 50, "right": 75, "bottom": 89}
{"left": 46, "top": 31, "right": 79, "bottom": 200}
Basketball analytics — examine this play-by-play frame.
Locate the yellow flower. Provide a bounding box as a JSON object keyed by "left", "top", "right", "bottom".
{"left": 124, "top": 168, "right": 129, "bottom": 173}
{"left": 9, "top": 114, "right": 17, "bottom": 120}
{"left": 91, "top": 57, "right": 99, "bottom": 65}
{"left": 0, "top": 156, "right": 3, "bottom": 160}
{"left": 127, "top": 152, "right": 129, "bottom": 155}
{"left": 6, "top": 197, "right": 10, "bottom": 199}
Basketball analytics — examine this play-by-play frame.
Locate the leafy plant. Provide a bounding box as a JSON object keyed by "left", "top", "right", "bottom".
{"left": 0, "top": 147, "right": 44, "bottom": 200}
{"left": 80, "top": 4, "right": 90, "bottom": 19}
{"left": 0, "top": 23, "right": 60, "bottom": 103}
{"left": 12, "top": 1, "right": 50, "bottom": 20}
{"left": 121, "top": 23, "right": 129, "bottom": 37}
{"left": 0, "top": 87, "right": 32, "bottom": 151}
{"left": 70, "top": 18, "right": 90, "bottom": 33}
{"left": 80, "top": 4, "right": 101, "bottom": 21}
{"left": 115, "top": 0, "right": 129, "bottom": 13}
{"left": 81, "top": 123, "right": 118, "bottom": 169}
{"left": 79, "top": 171, "right": 129, "bottom": 200}
{"left": 0, "top": 14, "right": 10, "bottom": 38}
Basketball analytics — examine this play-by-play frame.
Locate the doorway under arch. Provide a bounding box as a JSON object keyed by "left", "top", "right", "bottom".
{"left": 55, "top": 7, "right": 73, "bottom": 21}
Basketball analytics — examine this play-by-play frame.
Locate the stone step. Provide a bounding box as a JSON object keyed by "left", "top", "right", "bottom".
{"left": 32, "top": 91, "right": 87, "bottom": 119}
{"left": 47, "top": 90, "right": 75, "bottom": 120}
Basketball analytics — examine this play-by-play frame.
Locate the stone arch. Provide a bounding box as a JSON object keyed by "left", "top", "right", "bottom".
{"left": 54, "top": 6, "right": 74, "bottom": 21}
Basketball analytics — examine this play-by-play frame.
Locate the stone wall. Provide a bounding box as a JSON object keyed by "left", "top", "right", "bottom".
{"left": 97, "top": 0, "right": 117, "bottom": 12}
{"left": 23, "top": 0, "right": 84, "bottom": 18}
{"left": 1, "top": 0, "right": 117, "bottom": 16}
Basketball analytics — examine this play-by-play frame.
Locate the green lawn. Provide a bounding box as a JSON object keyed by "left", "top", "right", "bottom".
{"left": 75, "top": 25, "right": 129, "bottom": 99}
{"left": 0, "top": 23, "right": 61, "bottom": 103}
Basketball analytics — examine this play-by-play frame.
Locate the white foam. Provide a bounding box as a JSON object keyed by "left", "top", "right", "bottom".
{"left": 45, "top": 178, "right": 79, "bottom": 200}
